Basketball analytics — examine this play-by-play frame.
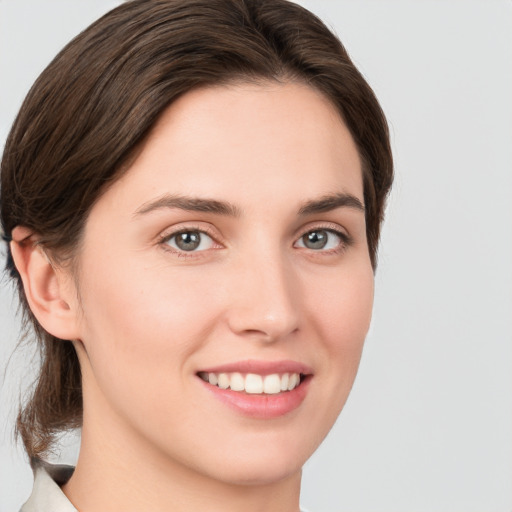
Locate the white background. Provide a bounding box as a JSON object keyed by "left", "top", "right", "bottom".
{"left": 1, "top": 1, "right": 511, "bottom": 511}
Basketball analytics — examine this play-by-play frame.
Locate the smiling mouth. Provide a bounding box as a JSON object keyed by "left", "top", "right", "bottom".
{"left": 197, "top": 371, "right": 305, "bottom": 394}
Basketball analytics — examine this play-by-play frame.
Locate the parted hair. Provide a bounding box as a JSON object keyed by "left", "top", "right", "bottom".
{"left": 0, "top": 0, "right": 393, "bottom": 463}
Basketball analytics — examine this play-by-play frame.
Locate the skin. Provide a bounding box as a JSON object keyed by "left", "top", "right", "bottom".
{"left": 12, "top": 81, "right": 374, "bottom": 512}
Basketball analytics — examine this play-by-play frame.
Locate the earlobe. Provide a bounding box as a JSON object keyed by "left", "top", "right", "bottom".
{"left": 10, "top": 226, "right": 81, "bottom": 340}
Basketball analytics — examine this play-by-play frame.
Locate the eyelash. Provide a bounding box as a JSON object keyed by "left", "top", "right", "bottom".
{"left": 157, "top": 223, "right": 352, "bottom": 258}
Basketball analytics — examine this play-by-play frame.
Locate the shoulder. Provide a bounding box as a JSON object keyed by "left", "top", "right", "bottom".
{"left": 20, "top": 462, "right": 76, "bottom": 512}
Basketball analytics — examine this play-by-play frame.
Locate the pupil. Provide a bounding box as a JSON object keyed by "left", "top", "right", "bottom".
{"left": 304, "top": 230, "right": 327, "bottom": 249}
{"left": 176, "top": 232, "right": 200, "bottom": 251}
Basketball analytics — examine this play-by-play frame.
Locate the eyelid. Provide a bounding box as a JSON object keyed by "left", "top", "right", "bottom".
{"left": 296, "top": 221, "right": 351, "bottom": 241}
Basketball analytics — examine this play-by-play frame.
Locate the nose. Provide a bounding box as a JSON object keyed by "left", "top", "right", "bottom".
{"left": 225, "top": 252, "right": 300, "bottom": 343}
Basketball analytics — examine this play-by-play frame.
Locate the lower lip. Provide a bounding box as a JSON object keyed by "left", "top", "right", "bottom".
{"left": 198, "top": 376, "right": 311, "bottom": 419}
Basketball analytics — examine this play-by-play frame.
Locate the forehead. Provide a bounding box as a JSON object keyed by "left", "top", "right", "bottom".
{"left": 95, "top": 81, "right": 363, "bottom": 216}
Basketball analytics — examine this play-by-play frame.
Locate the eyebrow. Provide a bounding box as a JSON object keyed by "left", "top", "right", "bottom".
{"left": 298, "top": 193, "right": 365, "bottom": 215}
{"left": 134, "top": 192, "right": 364, "bottom": 218}
{"left": 134, "top": 194, "right": 241, "bottom": 217}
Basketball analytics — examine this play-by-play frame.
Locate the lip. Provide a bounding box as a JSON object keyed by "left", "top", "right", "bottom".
{"left": 196, "top": 359, "right": 313, "bottom": 419}
{"left": 198, "top": 359, "right": 313, "bottom": 376}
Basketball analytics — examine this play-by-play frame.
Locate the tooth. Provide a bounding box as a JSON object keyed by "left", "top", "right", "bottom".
{"left": 263, "top": 374, "right": 281, "bottom": 394}
{"left": 287, "top": 373, "right": 299, "bottom": 391}
{"left": 245, "top": 373, "right": 263, "bottom": 394}
{"left": 230, "top": 372, "right": 244, "bottom": 391}
{"left": 217, "top": 373, "right": 229, "bottom": 389}
{"left": 205, "top": 371, "right": 303, "bottom": 393}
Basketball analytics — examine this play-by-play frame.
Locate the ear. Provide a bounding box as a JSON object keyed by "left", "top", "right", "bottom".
{"left": 10, "top": 226, "right": 81, "bottom": 341}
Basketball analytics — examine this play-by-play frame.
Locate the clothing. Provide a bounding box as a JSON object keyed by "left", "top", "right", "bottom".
{"left": 20, "top": 463, "right": 310, "bottom": 512}
{"left": 20, "top": 462, "right": 76, "bottom": 512}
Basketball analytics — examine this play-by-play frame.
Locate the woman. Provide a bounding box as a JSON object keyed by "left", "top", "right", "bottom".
{"left": 1, "top": 0, "right": 392, "bottom": 510}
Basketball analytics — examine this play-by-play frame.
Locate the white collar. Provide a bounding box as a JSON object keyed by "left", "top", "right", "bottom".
{"left": 20, "top": 462, "right": 77, "bottom": 512}
{"left": 20, "top": 461, "right": 310, "bottom": 512}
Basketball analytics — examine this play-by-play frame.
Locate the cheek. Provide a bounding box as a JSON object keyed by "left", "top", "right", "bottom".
{"left": 287, "top": 260, "right": 373, "bottom": 451}
{"left": 308, "top": 261, "right": 374, "bottom": 349}
{"left": 305, "top": 259, "right": 374, "bottom": 408}
{"left": 74, "top": 259, "right": 225, "bottom": 449}
{"left": 76, "top": 256, "right": 218, "bottom": 392}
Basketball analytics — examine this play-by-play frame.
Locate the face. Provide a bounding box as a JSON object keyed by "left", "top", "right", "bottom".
{"left": 71, "top": 82, "right": 373, "bottom": 485}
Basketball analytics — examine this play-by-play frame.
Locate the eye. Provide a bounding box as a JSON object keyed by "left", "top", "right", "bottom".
{"left": 295, "top": 229, "right": 345, "bottom": 251}
{"left": 164, "top": 230, "right": 215, "bottom": 252}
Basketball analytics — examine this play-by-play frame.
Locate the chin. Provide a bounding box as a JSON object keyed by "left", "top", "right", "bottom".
{"left": 183, "top": 430, "right": 318, "bottom": 487}
{"left": 212, "top": 457, "right": 304, "bottom": 487}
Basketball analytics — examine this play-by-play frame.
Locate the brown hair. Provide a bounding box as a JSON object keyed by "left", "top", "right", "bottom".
{"left": 0, "top": 0, "right": 393, "bottom": 463}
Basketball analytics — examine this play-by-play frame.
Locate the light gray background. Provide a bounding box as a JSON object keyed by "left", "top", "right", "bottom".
{"left": 1, "top": 1, "right": 511, "bottom": 511}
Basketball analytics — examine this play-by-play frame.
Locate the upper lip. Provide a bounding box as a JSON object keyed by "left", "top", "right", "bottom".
{"left": 197, "top": 359, "right": 313, "bottom": 376}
